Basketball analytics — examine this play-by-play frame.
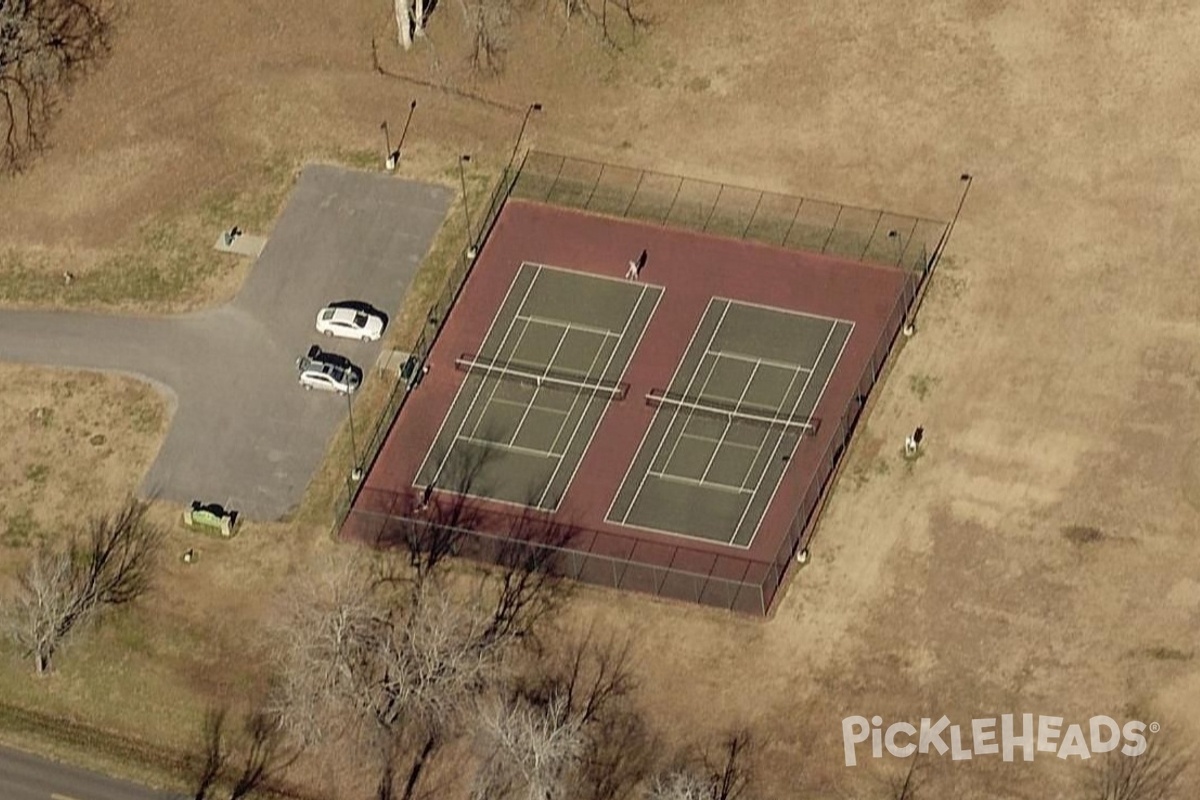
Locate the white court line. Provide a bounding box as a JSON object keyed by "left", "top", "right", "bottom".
{"left": 657, "top": 342, "right": 729, "bottom": 477}
{"left": 516, "top": 313, "right": 619, "bottom": 338}
{"left": 541, "top": 283, "right": 662, "bottom": 508}
{"left": 734, "top": 362, "right": 808, "bottom": 491}
{"left": 416, "top": 263, "right": 539, "bottom": 487}
{"left": 712, "top": 294, "right": 855, "bottom": 326}
{"left": 507, "top": 325, "right": 570, "bottom": 445}
{"left": 716, "top": 349, "right": 814, "bottom": 373}
{"left": 730, "top": 323, "right": 833, "bottom": 537}
{"left": 678, "top": 429, "right": 761, "bottom": 453}
{"left": 458, "top": 435, "right": 563, "bottom": 460}
{"left": 699, "top": 359, "right": 762, "bottom": 483}
{"left": 645, "top": 469, "right": 750, "bottom": 495}
{"left": 428, "top": 265, "right": 544, "bottom": 489}
{"left": 603, "top": 292, "right": 705, "bottom": 525}
{"left": 524, "top": 260, "right": 667, "bottom": 290}
{"left": 546, "top": 331, "right": 613, "bottom": 455}
{"left": 624, "top": 300, "right": 731, "bottom": 522}
{"left": 732, "top": 318, "right": 855, "bottom": 543}
{"left": 466, "top": 315, "right": 537, "bottom": 439}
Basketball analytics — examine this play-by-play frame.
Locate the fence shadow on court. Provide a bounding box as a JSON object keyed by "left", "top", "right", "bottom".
{"left": 511, "top": 151, "right": 947, "bottom": 273}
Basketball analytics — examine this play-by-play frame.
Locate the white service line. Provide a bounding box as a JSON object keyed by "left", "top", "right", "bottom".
{"left": 427, "top": 265, "right": 543, "bottom": 489}
{"left": 416, "top": 262, "right": 540, "bottom": 488}
{"left": 507, "top": 325, "right": 570, "bottom": 445}
{"left": 699, "top": 358, "right": 762, "bottom": 483}
{"left": 603, "top": 295, "right": 715, "bottom": 525}
{"left": 730, "top": 319, "right": 844, "bottom": 542}
{"left": 624, "top": 300, "right": 731, "bottom": 522}
{"left": 540, "top": 283, "right": 659, "bottom": 508}
{"left": 645, "top": 469, "right": 750, "bottom": 495}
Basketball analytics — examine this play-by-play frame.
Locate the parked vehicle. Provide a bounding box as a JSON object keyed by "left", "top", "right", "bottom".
{"left": 316, "top": 305, "right": 385, "bottom": 342}
{"left": 182, "top": 501, "right": 238, "bottom": 538}
{"left": 297, "top": 344, "right": 361, "bottom": 394}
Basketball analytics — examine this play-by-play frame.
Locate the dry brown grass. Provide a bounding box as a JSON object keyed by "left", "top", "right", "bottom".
{"left": 3, "top": 1, "right": 1200, "bottom": 798}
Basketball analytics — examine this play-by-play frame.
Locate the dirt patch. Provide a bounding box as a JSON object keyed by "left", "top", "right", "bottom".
{"left": 0, "top": 365, "right": 169, "bottom": 556}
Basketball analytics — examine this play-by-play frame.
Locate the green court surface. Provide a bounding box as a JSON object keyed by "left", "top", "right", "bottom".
{"left": 416, "top": 263, "right": 662, "bottom": 508}
{"left": 606, "top": 299, "right": 852, "bottom": 547}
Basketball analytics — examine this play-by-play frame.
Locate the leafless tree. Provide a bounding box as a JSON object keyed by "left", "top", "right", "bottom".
{"left": 270, "top": 555, "right": 532, "bottom": 800}
{"left": 457, "top": 0, "right": 513, "bottom": 74}
{"left": 469, "top": 628, "right": 650, "bottom": 800}
{"left": 190, "top": 705, "right": 300, "bottom": 800}
{"left": 5, "top": 498, "right": 163, "bottom": 674}
{"left": 647, "top": 730, "right": 755, "bottom": 800}
{"left": 0, "top": 0, "right": 112, "bottom": 171}
{"left": 1087, "top": 736, "right": 1188, "bottom": 800}
{"left": 471, "top": 692, "right": 587, "bottom": 800}
{"left": 553, "top": 0, "right": 646, "bottom": 47}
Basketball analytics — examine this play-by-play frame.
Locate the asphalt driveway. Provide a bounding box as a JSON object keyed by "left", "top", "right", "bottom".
{"left": 0, "top": 165, "right": 453, "bottom": 519}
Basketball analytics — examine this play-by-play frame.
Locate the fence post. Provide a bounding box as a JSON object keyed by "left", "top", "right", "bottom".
{"left": 821, "top": 205, "right": 844, "bottom": 254}
{"left": 702, "top": 184, "right": 725, "bottom": 232}
{"left": 742, "top": 191, "right": 764, "bottom": 239}
{"left": 782, "top": 198, "right": 803, "bottom": 247}
{"left": 584, "top": 163, "right": 604, "bottom": 210}
{"left": 662, "top": 176, "right": 683, "bottom": 225}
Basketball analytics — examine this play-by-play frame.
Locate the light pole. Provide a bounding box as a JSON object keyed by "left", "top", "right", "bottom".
{"left": 887, "top": 229, "right": 904, "bottom": 267}
{"left": 904, "top": 173, "right": 973, "bottom": 336}
{"left": 381, "top": 121, "right": 391, "bottom": 159}
{"left": 507, "top": 102, "right": 543, "bottom": 172}
{"left": 346, "top": 390, "right": 362, "bottom": 482}
{"left": 397, "top": 100, "right": 417, "bottom": 154}
{"left": 459, "top": 154, "right": 476, "bottom": 258}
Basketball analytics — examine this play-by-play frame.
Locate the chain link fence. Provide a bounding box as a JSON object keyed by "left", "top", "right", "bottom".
{"left": 336, "top": 151, "right": 941, "bottom": 614}
{"left": 511, "top": 151, "right": 947, "bottom": 273}
{"left": 333, "top": 163, "right": 522, "bottom": 528}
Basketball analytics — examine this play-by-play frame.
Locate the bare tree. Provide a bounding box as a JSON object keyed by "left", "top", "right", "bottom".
{"left": 190, "top": 705, "right": 300, "bottom": 800}
{"left": 1087, "top": 736, "right": 1187, "bottom": 800}
{"left": 554, "top": 0, "right": 646, "bottom": 47}
{"left": 480, "top": 507, "right": 576, "bottom": 648}
{"left": 647, "top": 730, "right": 755, "bottom": 800}
{"left": 270, "top": 555, "right": 530, "bottom": 800}
{"left": 457, "top": 0, "right": 513, "bottom": 74}
{"left": 0, "top": 0, "right": 112, "bottom": 171}
{"left": 471, "top": 691, "right": 586, "bottom": 800}
{"left": 192, "top": 708, "right": 229, "bottom": 800}
{"left": 5, "top": 499, "right": 164, "bottom": 674}
{"left": 469, "top": 629, "right": 650, "bottom": 800}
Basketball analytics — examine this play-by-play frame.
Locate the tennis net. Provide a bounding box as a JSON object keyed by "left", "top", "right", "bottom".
{"left": 456, "top": 353, "right": 629, "bottom": 400}
{"left": 646, "top": 389, "right": 820, "bottom": 434}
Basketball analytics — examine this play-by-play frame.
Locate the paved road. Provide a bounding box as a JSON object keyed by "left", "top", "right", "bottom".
{"left": 0, "top": 745, "right": 177, "bottom": 800}
{"left": 0, "top": 166, "right": 452, "bottom": 519}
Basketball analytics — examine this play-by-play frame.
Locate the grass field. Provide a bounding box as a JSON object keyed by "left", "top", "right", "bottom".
{"left": 3, "top": 1, "right": 1200, "bottom": 798}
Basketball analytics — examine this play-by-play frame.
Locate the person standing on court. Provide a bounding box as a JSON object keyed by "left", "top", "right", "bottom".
{"left": 626, "top": 249, "right": 648, "bottom": 281}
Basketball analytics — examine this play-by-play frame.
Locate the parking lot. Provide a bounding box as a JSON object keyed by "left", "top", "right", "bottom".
{"left": 0, "top": 166, "right": 452, "bottom": 518}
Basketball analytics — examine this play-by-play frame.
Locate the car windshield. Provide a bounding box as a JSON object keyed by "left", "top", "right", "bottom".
{"left": 320, "top": 309, "right": 336, "bottom": 321}
{"left": 354, "top": 312, "right": 369, "bottom": 326}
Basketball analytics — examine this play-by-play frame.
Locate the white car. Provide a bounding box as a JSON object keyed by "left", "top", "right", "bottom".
{"left": 297, "top": 346, "right": 361, "bottom": 394}
{"left": 315, "top": 306, "right": 385, "bottom": 342}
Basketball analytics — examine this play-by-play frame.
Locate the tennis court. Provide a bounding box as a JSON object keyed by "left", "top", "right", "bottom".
{"left": 607, "top": 299, "right": 851, "bottom": 546}
{"left": 415, "top": 262, "right": 662, "bottom": 509}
